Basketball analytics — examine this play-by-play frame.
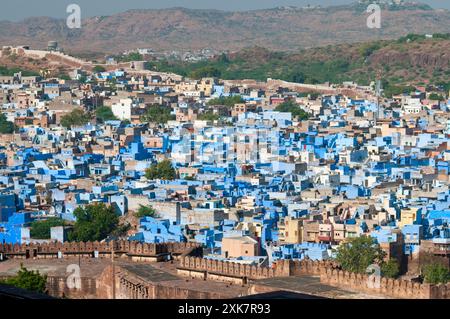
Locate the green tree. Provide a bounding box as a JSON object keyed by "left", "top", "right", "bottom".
{"left": 334, "top": 236, "right": 386, "bottom": 274}
{"left": 58, "top": 74, "right": 71, "bottom": 81}
{"left": 78, "top": 75, "right": 88, "bottom": 83}
{"left": 117, "top": 52, "right": 143, "bottom": 62}
{"left": 141, "top": 105, "right": 175, "bottom": 124}
{"left": 275, "top": 100, "right": 310, "bottom": 120}
{"left": 110, "top": 222, "right": 131, "bottom": 238}
{"left": 95, "top": 106, "right": 118, "bottom": 123}
{"left": 197, "top": 111, "right": 220, "bottom": 121}
{"left": 93, "top": 65, "right": 106, "bottom": 73}
{"left": 135, "top": 205, "right": 157, "bottom": 218}
{"left": 69, "top": 203, "right": 119, "bottom": 242}
{"left": 288, "top": 71, "right": 305, "bottom": 83}
{"left": 382, "top": 82, "right": 416, "bottom": 98}
{"left": 0, "top": 265, "right": 47, "bottom": 294}
{"left": 207, "top": 95, "right": 244, "bottom": 107}
{"left": 0, "top": 114, "right": 15, "bottom": 133}
{"left": 358, "top": 42, "right": 382, "bottom": 58}
{"left": 428, "top": 93, "right": 445, "bottom": 101}
{"left": 422, "top": 263, "right": 450, "bottom": 284}
{"left": 30, "top": 218, "right": 67, "bottom": 239}
{"left": 189, "top": 66, "right": 221, "bottom": 79}
{"left": 381, "top": 259, "right": 400, "bottom": 279}
{"left": 145, "top": 159, "right": 176, "bottom": 180}
{"left": 60, "top": 108, "right": 91, "bottom": 128}
{"left": 0, "top": 66, "right": 39, "bottom": 76}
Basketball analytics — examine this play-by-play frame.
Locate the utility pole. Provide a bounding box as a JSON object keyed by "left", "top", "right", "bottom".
{"left": 375, "top": 69, "right": 383, "bottom": 126}
{"left": 111, "top": 242, "right": 116, "bottom": 299}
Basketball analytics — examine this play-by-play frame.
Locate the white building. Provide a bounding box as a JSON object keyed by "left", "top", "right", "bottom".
{"left": 402, "top": 97, "right": 422, "bottom": 114}
{"left": 111, "top": 98, "right": 133, "bottom": 120}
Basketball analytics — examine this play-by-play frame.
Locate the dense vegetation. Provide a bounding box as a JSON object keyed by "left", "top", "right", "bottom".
{"left": 335, "top": 236, "right": 386, "bottom": 274}
{"left": 207, "top": 95, "right": 244, "bottom": 107}
{"left": 274, "top": 100, "right": 310, "bottom": 120}
{"left": 146, "top": 49, "right": 359, "bottom": 84}
{"left": 141, "top": 105, "right": 175, "bottom": 124}
{"left": 145, "top": 34, "right": 450, "bottom": 97}
{"left": 0, "top": 265, "right": 47, "bottom": 294}
{"left": 30, "top": 217, "right": 67, "bottom": 239}
{"left": 69, "top": 203, "right": 119, "bottom": 242}
{"left": 428, "top": 93, "right": 445, "bottom": 101}
{"left": 0, "top": 113, "right": 15, "bottom": 134}
{"left": 382, "top": 82, "right": 417, "bottom": 98}
{"left": 95, "top": 106, "right": 118, "bottom": 123}
{"left": 135, "top": 205, "right": 157, "bottom": 218}
{"left": 60, "top": 109, "right": 91, "bottom": 128}
{"left": 114, "top": 52, "right": 144, "bottom": 62}
{"left": 380, "top": 259, "right": 401, "bottom": 279}
{"left": 145, "top": 159, "right": 177, "bottom": 180}
{"left": 334, "top": 236, "right": 399, "bottom": 279}
{"left": 197, "top": 111, "right": 220, "bottom": 122}
{"left": 0, "top": 65, "right": 39, "bottom": 76}
{"left": 422, "top": 263, "right": 450, "bottom": 284}
{"left": 92, "top": 65, "right": 106, "bottom": 73}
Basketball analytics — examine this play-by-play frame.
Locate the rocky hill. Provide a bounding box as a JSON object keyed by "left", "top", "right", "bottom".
{"left": 0, "top": 2, "right": 449, "bottom": 54}
{"left": 148, "top": 34, "right": 450, "bottom": 93}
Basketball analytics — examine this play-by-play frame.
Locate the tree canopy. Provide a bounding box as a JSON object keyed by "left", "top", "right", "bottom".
{"left": 0, "top": 113, "right": 15, "bottom": 133}
{"left": 334, "top": 236, "right": 386, "bottom": 274}
{"left": 141, "top": 105, "right": 175, "bottom": 124}
{"left": 60, "top": 108, "right": 91, "bottom": 128}
{"left": 197, "top": 111, "right": 220, "bottom": 122}
{"left": 95, "top": 106, "right": 118, "bottom": 123}
{"left": 93, "top": 65, "right": 106, "bottom": 73}
{"left": 422, "top": 263, "right": 450, "bottom": 284}
{"left": 145, "top": 159, "right": 177, "bottom": 180}
{"left": 135, "top": 205, "right": 157, "bottom": 218}
{"left": 428, "top": 93, "right": 445, "bottom": 101}
{"left": 207, "top": 95, "right": 244, "bottom": 107}
{"left": 380, "top": 259, "right": 400, "bottom": 279}
{"left": 0, "top": 265, "right": 47, "bottom": 294}
{"left": 274, "top": 100, "right": 310, "bottom": 120}
{"left": 189, "top": 66, "right": 221, "bottom": 79}
{"left": 0, "top": 65, "right": 40, "bottom": 76}
{"left": 116, "top": 52, "right": 143, "bottom": 62}
{"left": 30, "top": 217, "right": 67, "bottom": 239}
{"left": 69, "top": 203, "right": 119, "bottom": 242}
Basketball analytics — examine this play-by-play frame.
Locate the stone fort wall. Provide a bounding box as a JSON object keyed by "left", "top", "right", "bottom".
{"left": 178, "top": 256, "right": 276, "bottom": 281}
{"left": 177, "top": 257, "right": 450, "bottom": 299}
{"left": 2, "top": 242, "right": 449, "bottom": 299}
{"left": 95, "top": 265, "right": 240, "bottom": 299}
{"left": 0, "top": 241, "right": 202, "bottom": 260}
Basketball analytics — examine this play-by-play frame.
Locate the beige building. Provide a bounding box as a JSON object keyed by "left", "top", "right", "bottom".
{"left": 231, "top": 103, "right": 257, "bottom": 117}
{"left": 303, "top": 222, "right": 320, "bottom": 243}
{"left": 222, "top": 236, "right": 259, "bottom": 258}
{"left": 398, "top": 208, "right": 421, "bottom": 228}
{"left": 278, "top": 217, "right": 303, "bottom": 244}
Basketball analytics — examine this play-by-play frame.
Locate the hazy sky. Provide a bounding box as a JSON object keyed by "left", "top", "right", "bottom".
{"left": 0, "top": 0, "right": 448, "bottom": 21}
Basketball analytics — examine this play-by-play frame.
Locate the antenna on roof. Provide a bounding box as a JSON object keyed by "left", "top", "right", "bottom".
{"left": 375, "top": 69, "right": 383, "bottom": 125}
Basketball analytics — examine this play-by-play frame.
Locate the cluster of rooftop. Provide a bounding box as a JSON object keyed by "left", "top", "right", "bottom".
{"left": 0, "top": 53, "right": 449, "bottom": 276}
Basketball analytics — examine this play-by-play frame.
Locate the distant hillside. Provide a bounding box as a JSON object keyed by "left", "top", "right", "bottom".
{"left": 148, "top": 34, "right": 450, "bottom": 95}
{"left": 0, "top": 2, "right": 449, "bottom": 53}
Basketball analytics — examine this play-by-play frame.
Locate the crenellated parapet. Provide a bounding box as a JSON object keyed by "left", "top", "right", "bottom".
{"left": 319, "top": 266, "right": 450, "bottom": 299}
{"left": 177, "top": 256, "right": 275, "bottom": 281}
{"left": 177, "top": 256, "right": 450, "bottom": 299}
{"left": 0, "top": 241, "right": 202, "bottom": 260}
